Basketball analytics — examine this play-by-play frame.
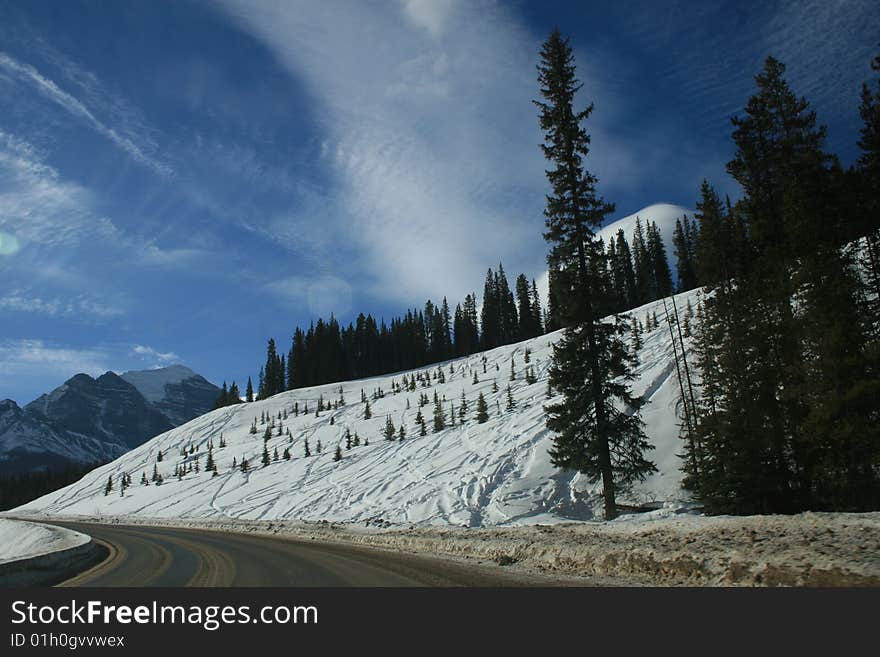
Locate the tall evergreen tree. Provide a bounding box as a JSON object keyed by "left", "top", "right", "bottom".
{"left": 611, "top": 229, "right": 637, "bottom": 310}
{"left": 530, "top": 279, "right": 544, "bottom": 335}
{"left": 672, "top": 216, "right": 699, "bottom": 292}
{"left": 856, "top": 51, "right": 880, "bottom": 320}
{"left": 647, "top": 221, "right": 673, "bottom": 298}
{"left": 688, "top": 56, "right": 880, "bottom": 513}
{"left": 535, "top": 28, "right": 655, "bottom": 520}
{"left": 516, "top": 274, "right": 536, "bottom": 339}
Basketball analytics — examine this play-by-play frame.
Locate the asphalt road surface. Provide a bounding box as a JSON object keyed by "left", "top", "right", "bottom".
{"left": 50, "top": 522, "right": 586, "bottom": 587}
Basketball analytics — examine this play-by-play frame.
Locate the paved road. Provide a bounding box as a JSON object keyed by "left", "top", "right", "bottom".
{"left": 51, "top": 522, "right": 576, "bottom": 587}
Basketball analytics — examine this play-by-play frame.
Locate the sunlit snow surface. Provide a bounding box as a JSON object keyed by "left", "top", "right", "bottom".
{"left": 0, "top": 518, "right": 89, "bottom": 564}
{"left": 15, "top": 290, "right": 702, "bottom": 526}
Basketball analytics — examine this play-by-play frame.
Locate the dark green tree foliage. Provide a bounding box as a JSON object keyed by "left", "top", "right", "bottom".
{"left": 475, "top": 392, "right": 489, "bottom": 423}
{"left": 610, "top": 229, "right": 637, "bottom": 311}
{"left": 544, "top": 267, "right": 563, "bottom": 332}
{"left": 686, "top": 56, "right": 880, "bottom": 514}
{"left": 631, "top": 218, "right": 650, "bottom": 306}
{"left": 0, "top": 461, "right": 107, "bottom": 511}
{"left": 530, "top": 279, "right": 544, "bottom": 335}
{"left": 432, "top": 397, "right": 445, "bottom": 432}
{"left": 384, "top": 415, "right": 396, "bottom": 441}
{"left": 855, "top": 52, "right": 880, "bottom": 319}
{"left": 672, "top": 215, "right": 699, "bottom": 292}
{"left": 647, "top": 221, "right": 673, "bottom": 299}
{"left": 214, "top": 381, "right": 228, "bottom": 409}
{"left": 214, "top": 380, "right": 245, "bottom": 409}
{"left": 245, "top": 377, "right": 254, "bottom": 403}
{"left": 258, "top": 339, "right": 285, "bottom": 399}
{"left": 453, "top": 294, "right": 480, "bottom": 357}
{"left": 535, "top": 28, "right": 655, "bottom": 520}
{"left": 693, "top": 180, "right": 743, "bottom": 287}
{"left": 516, "top": 274, "right": 541, "bottom": 340}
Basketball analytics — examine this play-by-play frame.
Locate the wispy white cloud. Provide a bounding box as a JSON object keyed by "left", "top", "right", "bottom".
{"left": 0, "top": 52, "right": 172, "bottom": 177}
{"left": 400, "top": 0, "right": 457, "bottom": 38}
{"left": 132, "top": 344, "right": 180, "bottom": 364}
{"left": 0, "top": 339, "right": 111, "bottom": 401}
{"left": 215, "top": 0, "right": 611, "bottom": 305}
{"left": 0, "top": 292, "right": 124, "bottom": 320}
{"left": 0, "top": 129, "right": 205, "bottom": 271}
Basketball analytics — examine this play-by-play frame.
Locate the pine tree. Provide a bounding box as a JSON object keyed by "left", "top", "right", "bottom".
{"left": 432, "top": 397, "right": 445, "bottom": 432}
{"left": 384, "top": 415, "right": 396, "bottom": 441}
{"left": 530, "top": 279, "right": 545, "bottom": 335}
{"left": 686, "top": 56, "right": 880, "bottom": 514}
{"left": 398, "top": 424, "right": 406, "bottom": 441}
{"left": 334, "top": 446, "right": 342, "bottom": 462}
{"left": 245, "top": 377, "right": 254, "bottom": 402}
{"left": 647, "top": 221, "right": 673, "bottom": 299}
{"left": 104, "top": 475, "right": 113, "bottom": 496}
{"left": 476, "top": 392, "right": 489, "bottom": 423}
{"left": 856, "top": 52, "right": 880, "bottom": 325}
{"left": 673, "top": 216, "right": 699, "bottom": 292}
{"left": 364, "top": 400, "right": 372, "bottom": 420}
{"left": 535, "top": 28, "right": 655, "bottom": 520}
{"left": 506, "top": 385, "right": 516, "bottom": 411}
{"left": 228, "top": 381, "right": 241, "bottom": 404}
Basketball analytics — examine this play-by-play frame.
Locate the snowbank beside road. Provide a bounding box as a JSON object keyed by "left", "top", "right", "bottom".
{"left": 0, "top": 517, "right": 101, "bottom": 586}
{"left": 27, "top": 510, "right": 880, "bottom": 586}
{"left": 0, "top": 517, "right": 89, "bottom": 564}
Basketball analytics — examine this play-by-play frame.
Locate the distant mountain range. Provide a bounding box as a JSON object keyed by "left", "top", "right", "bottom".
{"left": 0, "top": 366, "right": 220, "bottom": 476}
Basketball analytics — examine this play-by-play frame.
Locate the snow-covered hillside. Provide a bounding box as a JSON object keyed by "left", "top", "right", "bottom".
{"left": 14, "top": 289, "right": 702, "bottom": 526}
{"left": 597, "top": 203, "right": 692, "bottom": 259}
{"left": 537, "top": 203, "right": 693, "bottom": 304}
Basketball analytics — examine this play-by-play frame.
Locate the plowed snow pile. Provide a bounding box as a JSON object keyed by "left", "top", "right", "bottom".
{"left": 0, "top": 518, "right": 89, "bottom": 564}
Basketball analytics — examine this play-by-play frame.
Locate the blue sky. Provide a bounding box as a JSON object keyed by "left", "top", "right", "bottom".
{"left": 0, "top": 0, "right": 877, "bottom": 404}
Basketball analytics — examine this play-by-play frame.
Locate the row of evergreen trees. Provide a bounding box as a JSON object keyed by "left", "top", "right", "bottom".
{"left": 679, "top": 54, "right": 880, "bottom": 514}
{"left": 533, "top": 29, "right": 879, "bottom": 519}
{"left": 254, "top": 264, "right": 547, "bottom": 396}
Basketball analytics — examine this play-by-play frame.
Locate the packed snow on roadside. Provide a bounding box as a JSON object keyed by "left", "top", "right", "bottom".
{"left": 14, "top": 289, "right": 704, "bottom": 526}
{"left": 0, "top": 518, "right": 90, "bottom": 565}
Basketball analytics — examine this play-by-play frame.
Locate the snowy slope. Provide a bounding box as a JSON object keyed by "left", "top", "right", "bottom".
{"left": 0, "top": 518, "right": 89, "bottom": 564}
{"left": 15, "top": 289, "right": 703, "bottom": 526}
{"left": 537, "top": 203, "right": 694, "bottom": 304}
{"left": 121, "top": 365, "right": 201, "bottom": 404}
{"left": 121, "top": 365, "right": 221, "bottom": 426}
{"left": 0, "top": 399, "right": 128, "bottom": 474}
{"left": 597, "top": 203, "right": 692, "bottom": 262}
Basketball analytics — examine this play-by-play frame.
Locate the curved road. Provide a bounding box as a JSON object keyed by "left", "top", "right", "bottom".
{"left": 50, "top": 522, "right": 575, "bottom": 587}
